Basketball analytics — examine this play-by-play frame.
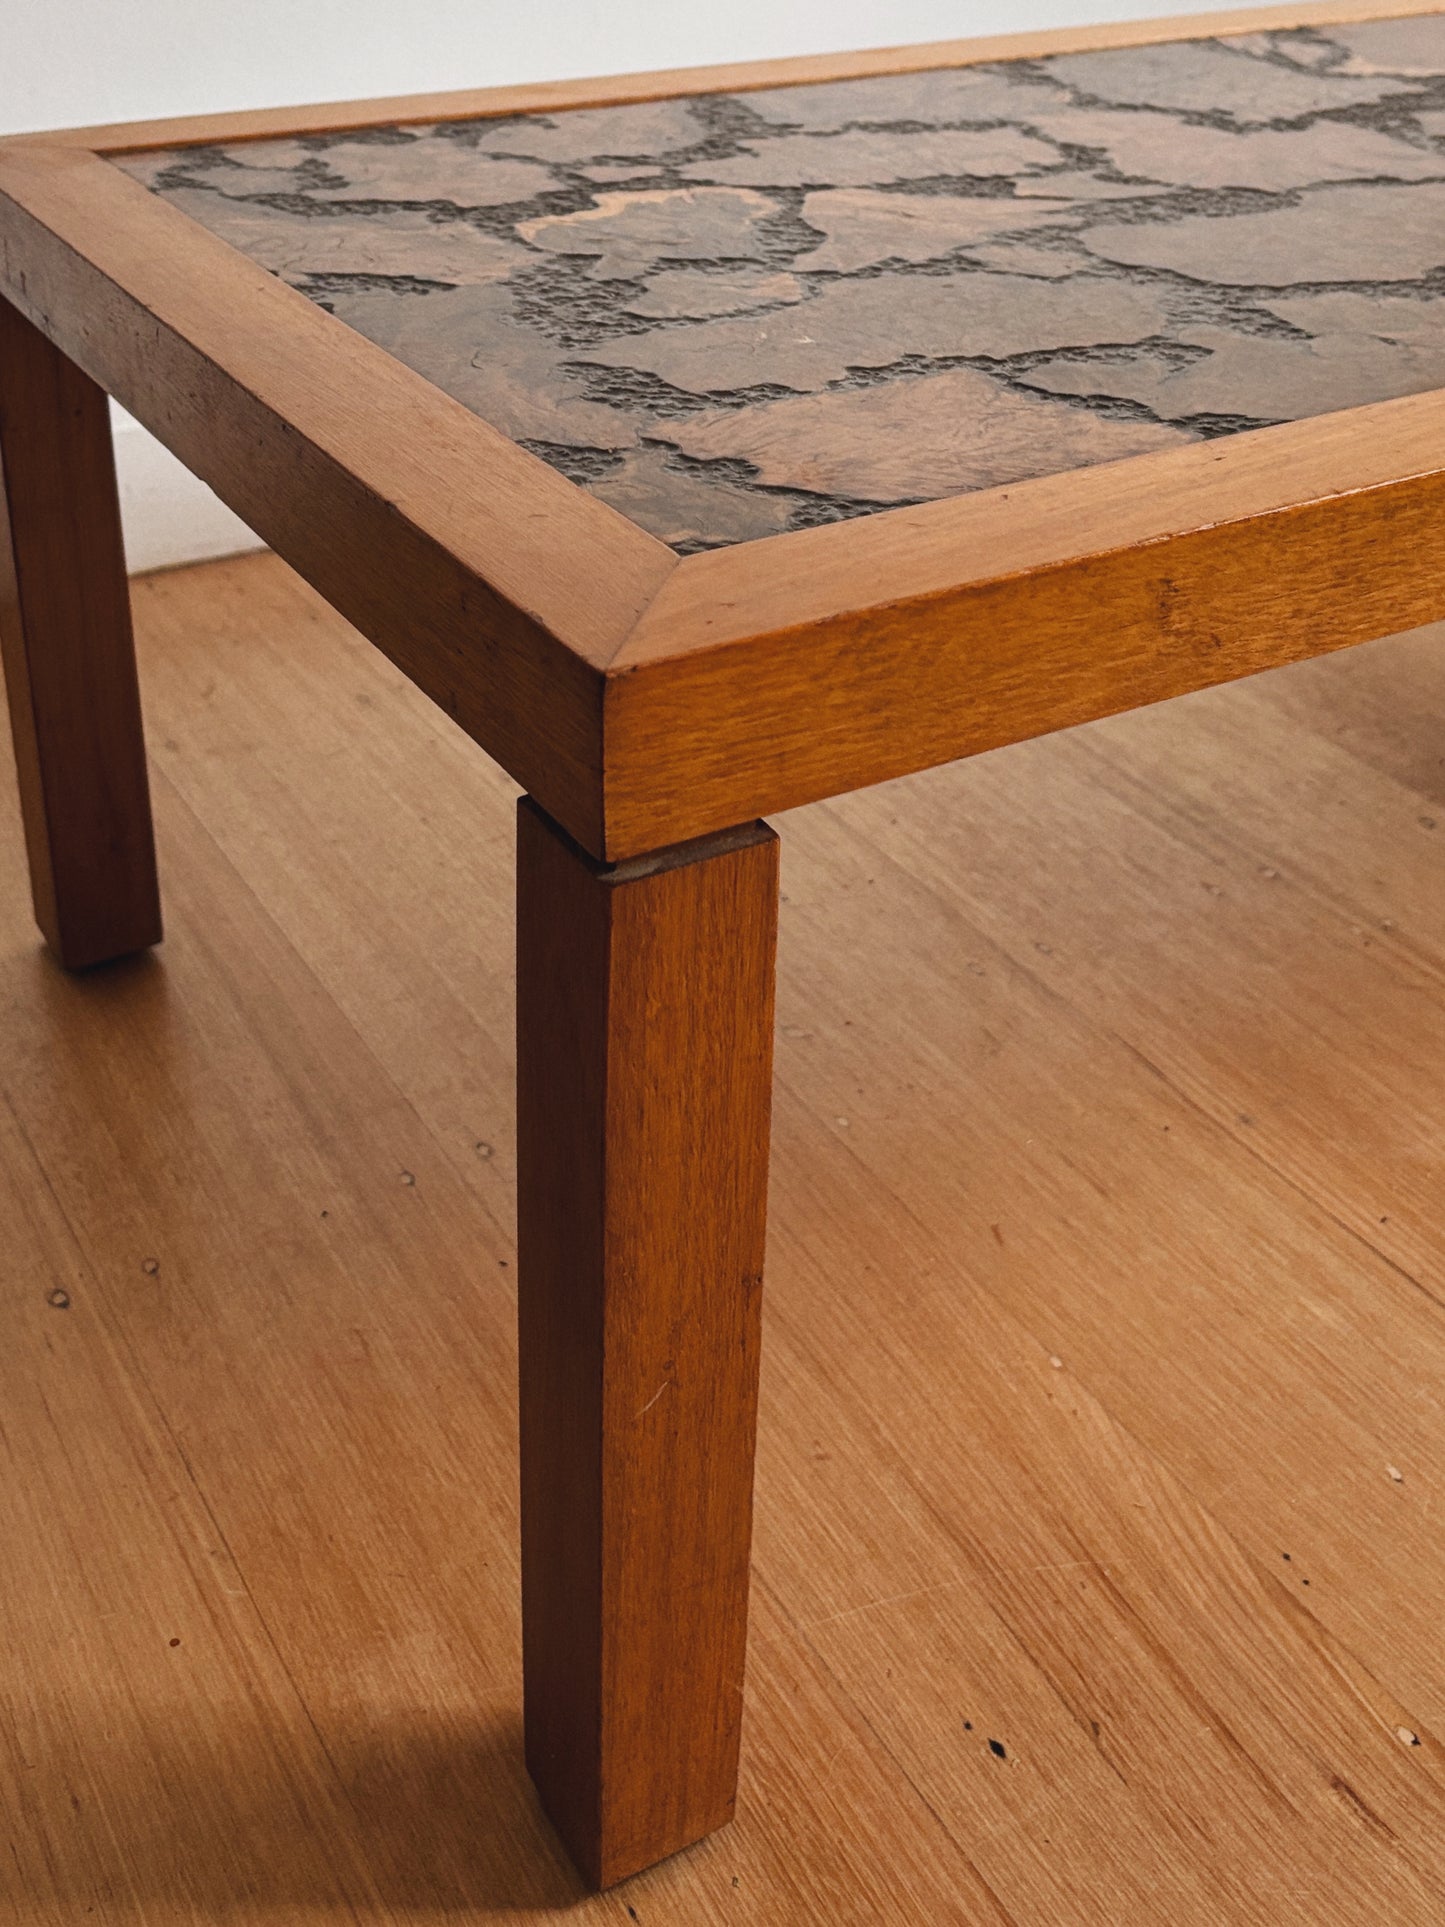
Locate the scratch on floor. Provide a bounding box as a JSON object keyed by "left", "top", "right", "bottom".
{"left": 804, "top": 1575, "right": 972, "bottom": 1628}
{"left": 1004, "top": 1559, "right": 1100, "bottom": 1577}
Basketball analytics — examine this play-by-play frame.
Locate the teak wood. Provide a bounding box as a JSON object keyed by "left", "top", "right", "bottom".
{"left": 0, "top": 296, "right": 159, "bottom": 967}
{"left": 3, "top": 0, "right": 1445, "bottom": 1895}
{"left": 0, "top": 145, "right": 671, "bottom": 852}
{"left": 4, "top": 5, "right": 1445, "bottom": 862}
{"left": 516, "top": 801, "right": 778, "bottom": 1886}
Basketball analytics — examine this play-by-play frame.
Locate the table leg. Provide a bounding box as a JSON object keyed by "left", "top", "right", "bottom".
{"left": 515, "top": 796, "right": 778, "bottom": 1888}
{"left": 0, "top": 297, "right": 161, "bottom": 969}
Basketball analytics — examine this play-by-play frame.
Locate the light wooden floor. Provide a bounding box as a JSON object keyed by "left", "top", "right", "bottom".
{"left": 4, "top": 552, "right": 1445, "bottom": 1925}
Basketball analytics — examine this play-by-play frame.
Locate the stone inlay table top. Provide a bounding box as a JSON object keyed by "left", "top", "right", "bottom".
{"left": 118, "top": 13, "right": 1445, "bottom": 549}
{"left": 7, "top": 3, "right": 1445, "bottom": 1901}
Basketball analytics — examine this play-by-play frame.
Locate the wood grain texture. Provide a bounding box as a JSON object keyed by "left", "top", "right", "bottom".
{"left": 0, "top": 295, "right": 160, "bottom": 966}
{"left": 9, "top": 550, "right": 1445, "bottom": 1918}
{"left": 15, "top": 0, "right": 1442, "bottom": 153}
{"left": 10, "top": 21, "right": 1445, "bottom": 866}
{"left": 600, "top": 391, "right": 1445, "bottom": 853}
{"left": 0, "top": 143, "right": 676, "bottom": 851}
{"left": 0, "top": 1091, "right": 392, "bottom": 1923}
{"left": 516, "top": 799, "right": 778, "bottom": 1887}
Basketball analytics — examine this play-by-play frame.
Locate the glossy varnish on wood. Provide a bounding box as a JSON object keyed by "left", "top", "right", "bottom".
{"left": 0, "top": 296, "right": 159, "bottom": 965}
{"left": 5, "top": 550, "right": 1445, "bottom": 1920}
{"left": 516, "top": 803, "right": 778, "bottom": 1886}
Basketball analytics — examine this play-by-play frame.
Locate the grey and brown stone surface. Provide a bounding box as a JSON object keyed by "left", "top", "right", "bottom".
{"left": 119, "top": 16, "right": 1445, "bottom": 550}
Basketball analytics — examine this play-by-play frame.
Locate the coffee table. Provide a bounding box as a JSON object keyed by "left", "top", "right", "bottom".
{"left": 4, "top": 0, "right": 1445, "bottom": 1889}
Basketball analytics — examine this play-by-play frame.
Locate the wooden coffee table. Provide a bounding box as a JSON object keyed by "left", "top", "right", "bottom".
{"left": 4, "top": 0, "right": 1445, "bottom": 1890}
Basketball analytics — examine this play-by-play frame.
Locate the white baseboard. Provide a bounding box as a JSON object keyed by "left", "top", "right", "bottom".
{"left": 112, "top": 407, "right": 266, "bottom": 576}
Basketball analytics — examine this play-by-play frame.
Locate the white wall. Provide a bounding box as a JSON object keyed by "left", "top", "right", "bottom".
{"left": 5, "top": 0, "right": 1222, "bottom": 573}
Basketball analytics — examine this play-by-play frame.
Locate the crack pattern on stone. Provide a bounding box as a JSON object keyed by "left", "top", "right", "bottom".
{"left": 118, "top": 15, "right": 1445, "bottom": 551}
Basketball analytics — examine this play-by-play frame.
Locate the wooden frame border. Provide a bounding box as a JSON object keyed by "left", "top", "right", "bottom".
{"left": 4, "top": 0, "right": 1445, "bottom": 859}
{"left": 604, "top": 394, "right": 1445, "bottom": 849}
{"left": 0, "top": 142, "right": 675, "bottom": 849}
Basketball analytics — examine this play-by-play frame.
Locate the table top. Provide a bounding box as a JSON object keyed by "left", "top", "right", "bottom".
{"left": 117, "top": 12, "right": 1445, "bottom": 552}
{"left": 6, "top": 3, "right": 1445, "bottom": 869}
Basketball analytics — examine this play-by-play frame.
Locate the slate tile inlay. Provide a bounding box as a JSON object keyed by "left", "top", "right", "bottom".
{"left": 118, "top": 14, "right": 1445, "bottom": 552}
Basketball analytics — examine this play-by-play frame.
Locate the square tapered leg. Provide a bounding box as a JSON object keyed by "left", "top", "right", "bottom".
{"left": 0, "top": 297, "right": 160, "bottom": 968}
{"left": 515, "top": 797, "right": 778, "bottom": 1888}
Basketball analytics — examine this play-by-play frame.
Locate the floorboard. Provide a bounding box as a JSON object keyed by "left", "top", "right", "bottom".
{"left": 3, "top": 551, "right": 1444, "bottom": 1922}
